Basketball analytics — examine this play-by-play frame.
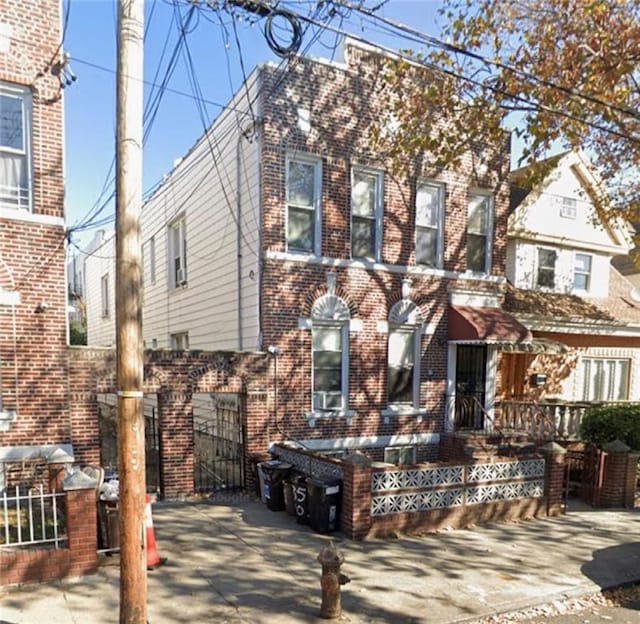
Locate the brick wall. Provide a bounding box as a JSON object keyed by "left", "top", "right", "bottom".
{"left": 0, "top": 0, "right": 69, "bottom": 452}
{"left": 256, "top": 45, "right": 511, "bottom": 449}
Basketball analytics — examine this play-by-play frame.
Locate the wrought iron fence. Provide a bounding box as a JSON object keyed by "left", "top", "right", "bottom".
{"left": 1, "top": 485, "right": 67, "bottom": 549}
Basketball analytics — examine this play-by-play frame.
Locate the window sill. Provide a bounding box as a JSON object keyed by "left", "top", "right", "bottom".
{"left": 305, "top": 409, "right": 355, "bottom": 428}
{"left": 381, "top": 406, "right": 427, "bottom": 422}
{"left": 0, "top": 410, "right": 17, "bottom": 432}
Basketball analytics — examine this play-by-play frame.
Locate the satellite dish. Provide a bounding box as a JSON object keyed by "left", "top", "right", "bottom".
{"left": 630, "top": 287, "right": 640, "bottom": 302}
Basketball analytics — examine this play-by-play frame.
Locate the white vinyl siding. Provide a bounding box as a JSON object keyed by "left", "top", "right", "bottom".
{"left": 139, "top": 70, "right": 261, "bottom": 350}
{"left": 0, "top": 83, "right": 32, "bottom": 210}
{"left": 84, "top": 232, "right": 116, "bottom": 346}
{"left": 415, "top": 181, "right": 444, "bottom": 268}
{"left": 351, "top": 167, "right": 383, "bottom": 261}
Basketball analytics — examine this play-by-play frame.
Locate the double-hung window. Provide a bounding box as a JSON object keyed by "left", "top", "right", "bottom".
{"left": 0, "top": 83, "right": 32, "bottom": 210}
{"left": 537, "top": 247, "right": 557, "bottom": 289}
{"left": 388, "top": 328, "right": 417, "bottom": 404}
{"left": 148, "top": 235, "right": 156, "bottom": 285}
{"left": 310, "top": 292, "right": 350, "bottom": 414}
{"left": 415, "top": 181, "right": 444, "bottom": 267}
{"left": 581, "top": 358, "right": 630, "bottom": 401}
{"left": 351, "top": 167, "right": 383, "bottom": 260}
{"left": 286, "top": 155, "right": 321, "bottom": 254}
{"left": 573, "top": 252, "right": 592, "bottom": 291}
{"left": 170, "top": 332, "right": 189, "bottom": 350}
{"left": 466, "top": 191, "right": 492, "bottom": 273}
{"left": 100, "top": 274, "right": 109, "bottom": 318}
{"left": 169, "top": 217, "right": 187, "bottom": 288}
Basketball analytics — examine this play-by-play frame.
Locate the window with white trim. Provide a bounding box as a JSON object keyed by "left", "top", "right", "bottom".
{"left": 170, "top": 332, "right": 189, "bottom": 350}
{"left": 148, "top": 235, "right": 156, "bottom": 285}
{"left": 286, "top": 155, "right": 321, "bottom": 254}
{"left": 0, "top": 83, "right": 32, "bottom": 210}
{"left": 573, "top": 252, "right": 591, "bottom": 291}
{"left": 415, "top": 181, "right": 444, "bottom": 267}
{"left": 168, "top": 217, "right": 187, "bottom": 288}
{"left": 351, "top": 167, "right": 383, "bottom": 260}
{"left": 384, "top": 446, "right": 415, "bottom": 465}
{"left": 387, "top": 298, "right": 424, "bottom": 409}
{"left": 311, "top": 293, "right": 350, "bottom": 413}
{"left": 581, "top": 358, "right": 630, "bottom": 401}
{"left": 536, "top": 247, "right": 557, "bottom": 289}
{"left": 560, "top": 197, "right": 577, "bottom": 219}
{"left": 466, "top": 191, "right": 492, "bottom": 273}
{"left": 100, "top": 274, "right": 109, "bottom": 318}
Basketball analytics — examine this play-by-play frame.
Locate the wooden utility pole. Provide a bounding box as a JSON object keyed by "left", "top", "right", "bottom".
{"left": 116, "top": 1, "right": 146, "bottom": 623}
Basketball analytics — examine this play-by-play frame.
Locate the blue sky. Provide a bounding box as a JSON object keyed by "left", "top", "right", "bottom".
{"left": 63, "top": 1, "right": 450, "bottom": 246}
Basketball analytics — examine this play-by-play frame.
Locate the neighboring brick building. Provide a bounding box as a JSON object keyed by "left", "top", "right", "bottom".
{"left": 0, "top": 0, "right": 73, "bottom": 484}
{"left": 84, "top": 39, "right": 531, "bottom": 472}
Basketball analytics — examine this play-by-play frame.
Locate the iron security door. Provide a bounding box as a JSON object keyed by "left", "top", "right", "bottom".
{"left": 455, "top": 345, "right": 487, "bottom": 429}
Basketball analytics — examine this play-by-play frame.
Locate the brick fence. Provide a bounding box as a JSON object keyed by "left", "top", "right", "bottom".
{"left": 0, "top": 471, "right": 97, "bottom": 587}
{"left": 273, "top": 442, "right": 566, "bottom": 540}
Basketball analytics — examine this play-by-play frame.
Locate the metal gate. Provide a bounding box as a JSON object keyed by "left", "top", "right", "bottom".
{"left": 564, "top": 445, "right": 605, "bottom": 507}
{"left": 193, "top": 393, "right": 245, "bottom": 492}
{"left": 97, "top": 396, "right": 162, "bottom": 493}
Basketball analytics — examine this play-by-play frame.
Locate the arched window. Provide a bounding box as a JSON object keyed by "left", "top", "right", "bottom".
{"left": 387, "top": 299, "right": 423, "bottom": 408}
{"left": 311, "top": 293, "right": 350, "bottom": 413}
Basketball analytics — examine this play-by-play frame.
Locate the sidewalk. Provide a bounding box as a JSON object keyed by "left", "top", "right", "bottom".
{"left": 2, "top": 496, "right": 640, "bottom": 623}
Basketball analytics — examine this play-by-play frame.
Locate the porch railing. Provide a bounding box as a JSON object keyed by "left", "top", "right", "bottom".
{"left": 499, "top": 400, "right": 591, "bottom": 440}
{"left": 1, "top": 485, "right": 67, "bottom": 549}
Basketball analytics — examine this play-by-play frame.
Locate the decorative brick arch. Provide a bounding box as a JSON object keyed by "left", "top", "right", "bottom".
{"left": 68, "top": 347, "right": 271, "bottom": 498}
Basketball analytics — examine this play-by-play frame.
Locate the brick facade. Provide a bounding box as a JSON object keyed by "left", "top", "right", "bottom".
{"left": 257, "top": 46, "right": 511, "bottom": 450}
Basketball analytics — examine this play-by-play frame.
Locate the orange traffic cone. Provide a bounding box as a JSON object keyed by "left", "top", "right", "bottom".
{"left": 145, "top": 494, "right": 166, "bottom": 570}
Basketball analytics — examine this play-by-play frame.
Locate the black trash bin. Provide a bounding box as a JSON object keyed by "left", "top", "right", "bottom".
{"left": 293, "top": 476, "right": 309, "bottom": 525}
{"left": 259, "top": 460, "right": 292, "bottom": 511}
{"left": 307, "top": 478, "right": 341, "bottom": 533}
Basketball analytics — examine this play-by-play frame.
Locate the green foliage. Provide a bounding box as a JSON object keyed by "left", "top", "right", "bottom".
{"left": 69, "top": 321, "right": 87, "bottom": 346}
{"left": 580, "top": 404, "right": 640, "bottom": 451}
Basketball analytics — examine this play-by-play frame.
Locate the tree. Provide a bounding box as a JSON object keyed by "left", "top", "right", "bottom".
{"left": 371, "top": 0, "right": 640, "bottom": 227}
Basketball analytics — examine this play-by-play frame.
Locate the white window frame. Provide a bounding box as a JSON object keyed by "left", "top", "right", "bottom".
{"left": 536, "top": 246, "right": 557, "bottom": 289}
{"left": 312, "top": 322, "right": 349, "bottom": 413}
{"left": 0, "top": 82, "right": 32, "bottom": 211}
{"left": 170, "top": 332, "right": 189, "bottom": 350}
{"left": 100, "top": 273, "right": 109, "bottom": 318}
{"left": 560, "top": 197, "right": 577, "bottom": 219}
{"left": 168, "top": 217, "right": 187, "bottom": 289}
{"left": 350, "top": 166, "right": 383, "bottom": 261}
{"left": 466, "top": 190, "right": 493, "bottom": 274}
{"left": 285, "top": 154, "right": 322, "bottom": 255}
{"left": 384, "top": 446, "right": 416, "bottom": 465}
{"left": 387, "top": 326, "right": 421, "bottom": 408}
{"left": 415, "top": 180, "right": 444, "bottom": 268}
{"left": 580, "top": 357, "right": 630, "bottom": 401}
{"left": 148, "top": 235, "right": 156, "bottom": 285}
{"left": 573, "top": 252, "right": 592, "bottom": 292}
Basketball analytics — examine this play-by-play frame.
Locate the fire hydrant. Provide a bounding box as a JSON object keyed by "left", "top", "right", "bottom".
{"left": 318, "top": 543, "right": 350, "bottom": 619}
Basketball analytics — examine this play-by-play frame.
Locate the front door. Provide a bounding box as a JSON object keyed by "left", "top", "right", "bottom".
{"left": 455, "top": 345, "right": 487, "bottom": 429}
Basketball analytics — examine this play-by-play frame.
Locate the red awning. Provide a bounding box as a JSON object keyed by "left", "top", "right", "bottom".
{"left": 448, "top": 305, "right": 532, "bottom": 343}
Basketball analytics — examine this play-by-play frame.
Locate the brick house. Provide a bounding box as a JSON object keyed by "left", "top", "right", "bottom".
{"left": 0, "top": 0, "right": 75, "bottom": 481}
{"left": 80, "top": 39, "right": 535, "bottom": 470}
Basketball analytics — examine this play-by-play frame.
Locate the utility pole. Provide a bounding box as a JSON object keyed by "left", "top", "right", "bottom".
{"left": 116, "top": 1, "right": 146, "bottom": 623}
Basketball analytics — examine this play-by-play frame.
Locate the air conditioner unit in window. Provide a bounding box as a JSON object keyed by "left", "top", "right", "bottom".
{"left": 314, "top": 392, "right": 342, "bottom": 411}
{"left": 176, "top": 267, "right": 186, "bottom": 286}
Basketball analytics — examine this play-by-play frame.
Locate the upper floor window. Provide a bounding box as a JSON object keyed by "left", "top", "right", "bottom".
{"left": 581, "top": 357, "right": 629, "bottom": 401}
{"left": 351, "top": 167, "right": 383, "bottom": 261}
{"left": 100, "top": 274, "right": 109, "bottom": 318}
{"left": 170, "top": 332, "right": 189, "bottom": 350}
{"left": 311, "top": 292, "right": 350, "bottom": 413}
{"left": 466, "top": 191, "right": 492, "bottom": 273}
{"left": 560, "top": 197, "right": 577, "bottom": 219}
{"left": 537, "top": 247, "right": 557, "bottom": 289}
{"left": 415, "top": 181, "right": 444, "bottom": 268}
{"left": 0, "top": 83, "right": 32, "bottom": 210}
{"left": 573, "top": 252, "right": 592, "bottom": 291}
{"left": 148, "top": 235, "right": 156, "bottom": 285}
{"left": 286, "top": 155, "right": 321, "bottom": 255}
{"left": 169, "top": 217, "right": 187, "bottom": 288}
